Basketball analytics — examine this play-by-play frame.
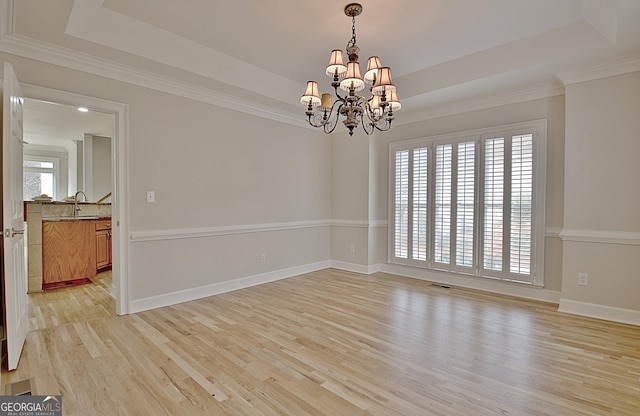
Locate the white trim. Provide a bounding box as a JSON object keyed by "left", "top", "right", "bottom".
{"left": 22, "top": 154, "right": 60, "bottom": 200}
{"left": 20, "top": 83, "right": 130, "bottom": 316}
{"left": 380, "top": 263, "right": 561, "bottom": 304}
{"left": 395, "top": 81, "right": 564, "bottom": 127}
{"left": 331, "top": 260, "right": 380, "bottom": 275}
{"left": 64, "top": 0, "right": 300, "bottom": 106}
{"left": 556, "top": 52, "right": 640, "bottom": 86}
{"left": 0, "top": 0, "right": 305, "bottom": 130}
{"left": 130, "top": 219, "right": 331, "bottom": 242}
{"left": 330, "top": 220, "right": 369, "bottom": 229}
{"left": 330, "top": 219, "right": 388, "bottom": 229}
{"left": 545, "top": 226, "right": 562, "bottom": 238}
{"left": 558, "top": 299, "right": 640, "bottom": 326}
{"left": 0, "top": 1, "right": 570, "bottom": 132}
{"left": 559, "top": 229, "right": 640, "bottom": 246}
{"left": 129, "top": 260, "right": 330, "bottom": 313}
{"left": 369, "top": 220, "right": 388, "bottom": 228}
{"left": 388, "top": 119, "right": 548, "bottom": 286}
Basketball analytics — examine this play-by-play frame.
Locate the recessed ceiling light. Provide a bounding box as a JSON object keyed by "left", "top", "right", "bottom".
{"left": 78, "top": 107, "right": 89, "bottom": 112}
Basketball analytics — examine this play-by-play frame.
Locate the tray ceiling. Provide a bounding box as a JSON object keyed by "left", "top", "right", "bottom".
{"left": 3, "top": 0, "right": 640, "bottom": 129}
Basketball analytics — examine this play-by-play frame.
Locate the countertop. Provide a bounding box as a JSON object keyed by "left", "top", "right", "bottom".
{"left": 42, "top": 216, "right": 112, "bottom": 222}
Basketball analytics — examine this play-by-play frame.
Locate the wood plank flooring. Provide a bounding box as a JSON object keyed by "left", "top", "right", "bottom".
{"left": 3, "top": 269, "right": 640, "bottom": 415}
{"left": 26, "top": 270, "right": 114, "bottom": 331}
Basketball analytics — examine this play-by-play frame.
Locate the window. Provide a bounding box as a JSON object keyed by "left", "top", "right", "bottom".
{"left": 23, "top": 156, "right": 59, "bottom": 200}
{"left": 389, "top": 120, "right": 546, "bottom": 285}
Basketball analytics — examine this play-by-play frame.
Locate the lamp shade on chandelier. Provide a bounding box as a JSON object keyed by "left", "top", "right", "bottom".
{"left": 300, "top": 3, "right": 400, "bottom": 136}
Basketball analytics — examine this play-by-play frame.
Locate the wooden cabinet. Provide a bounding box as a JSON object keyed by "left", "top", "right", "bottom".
{"left": 42, "top": 217, "right": 112, "bottom": 289}
{"left": 42, "top": 220, "right": 97, "bottom": 288}
{"left": 95, "top": 219, "right": 112, "bottom": 270}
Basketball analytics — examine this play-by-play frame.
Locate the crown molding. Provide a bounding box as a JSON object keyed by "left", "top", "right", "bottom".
{"left": 0, "top": 1, "right": 306, "bottom": 130}
{"left": 556, "top": 52, "right": 640, "bottom": 85}
{"left": 5, "top": 0, "right": 615, "bottom": 132}
{"left": 396, "top": 81, "right": 564, "bottom": 126}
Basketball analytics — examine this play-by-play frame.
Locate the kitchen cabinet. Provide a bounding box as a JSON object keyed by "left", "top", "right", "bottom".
{"left": 95, "top": 219, "right": 112, "bottom": 270}
{"left": 42, "top": 220, "right": 97, "bottom": 288}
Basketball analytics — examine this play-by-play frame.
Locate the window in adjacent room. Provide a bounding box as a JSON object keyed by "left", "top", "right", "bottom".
{"left": 23, "top": 156, "right": 59, "bottom": 201}
{"left": 389, "top": 120, "right": 546, "bottom": 286}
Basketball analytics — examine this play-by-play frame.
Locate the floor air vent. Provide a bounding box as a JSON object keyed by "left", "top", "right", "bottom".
{"left": 6, "top": 377, "right": 35, "bottom": 396}
{"left": 431, "top": 283, "right": 452, "bottom": 289}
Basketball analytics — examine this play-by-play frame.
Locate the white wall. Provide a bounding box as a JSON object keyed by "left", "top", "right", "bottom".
{"left": 330, "top": 95, "right": 566, "bottom": 301}
{"left": 5, "top": 49, "right": 639, "bottom": 324}
{"left": 559, "top": 71, "right": 640, "bottom": 324}
{"left": 1, "top": 52, "right": 331, "bottom": 312}
{"left": 330, "top": 132, "right": 372, "bottom": 271}
{"left": 84, "top": 134, "right": 112, "bottom": 202}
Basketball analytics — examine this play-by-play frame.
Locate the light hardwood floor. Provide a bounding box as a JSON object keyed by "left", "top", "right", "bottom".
{"left": 3, "top": 269, "right": 640, "bottom": 415}
{"left": 26, "top": 270, "right": 114, "bottom": 331}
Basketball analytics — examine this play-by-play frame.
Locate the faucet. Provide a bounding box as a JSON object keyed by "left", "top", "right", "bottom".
{"left": 73, "top": 191, "right": 87, "bottom": 217}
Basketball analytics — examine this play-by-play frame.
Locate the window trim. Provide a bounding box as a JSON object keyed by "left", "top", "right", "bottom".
{"left": 23, "top": 155, "right": 60, "bottom": 200}
{"left": 388, "top": 119, "right": 547, "bottom": 286}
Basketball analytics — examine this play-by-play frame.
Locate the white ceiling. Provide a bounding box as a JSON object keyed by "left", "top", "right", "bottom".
{"left": 5, "top": 0, "right": 640, "bottom": 137}
{"left": 23, "top": 99, "right": 114, "bottom": 151}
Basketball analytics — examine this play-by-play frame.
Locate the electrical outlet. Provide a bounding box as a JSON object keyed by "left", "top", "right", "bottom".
{"left": 350, "top": 244, "right": 355, "bottom": 254}
{"left": 260, "top": 253, "right": 266, "bottom": 263}
{"left": 578, "top": 272, "right": 588, "bottom": 286}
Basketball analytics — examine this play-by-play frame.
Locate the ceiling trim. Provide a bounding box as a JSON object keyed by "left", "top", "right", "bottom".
{"left": 397, "top": 81, "right": 565, "bottom": 126}
{"left": 65, "top": 0, "right": 302, "bottom": 105}
{"left": 1, "top": 20, "right": 571, "bottom": 132}
{"left": 556, "top": 52, "right": 640, "bottom": 85}
{"left": 2, "top": 0, "right": 610, "bottom": 133}
{"left": 0, "top": 0, "right": 306, "bottom": 129}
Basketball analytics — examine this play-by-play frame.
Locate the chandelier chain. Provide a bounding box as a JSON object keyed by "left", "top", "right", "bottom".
{"left": 347, "top": 15, "right": 357, "bottom": 50}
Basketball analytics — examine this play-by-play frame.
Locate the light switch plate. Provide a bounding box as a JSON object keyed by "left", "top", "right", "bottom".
{"left": 578, "top": 272, "right": 588, "bottom": 286}
{"left": 146, "top": 190, "right": 155, "bottom": 203}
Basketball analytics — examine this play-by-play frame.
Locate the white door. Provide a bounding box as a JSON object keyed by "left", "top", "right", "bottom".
{"left": 2, "top": 63, "right": 28, "bottom": 371}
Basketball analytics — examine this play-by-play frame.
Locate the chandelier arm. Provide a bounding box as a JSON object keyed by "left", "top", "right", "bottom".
{"left": 362, "top": 100, "right": 377, "bottom": 124}
{"left": 333, "top": 84, "right": 348, "bottom": 102}
{"left": 307, "top": 107, "right": 332, "bottom": 128}
{"left": 360, "top": 112, "right": 374, "bottom": 135}
{"left": 323, "top": 102, "right": 343, "bottom": 134}
{"left": 371, "top": 117, "right": 393, "bottom": 132}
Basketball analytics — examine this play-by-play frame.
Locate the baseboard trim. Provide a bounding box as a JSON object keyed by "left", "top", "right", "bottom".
{"left": 129, "top": 260, "right": 331, "bottom": 313}
{"left": 558, "top": 299, "right": 640, "bottom": 326}
{"left": 330, "top": 260, "right": 380, "bottom": 275}
{"left": 380, "top": 264, "right": 561, "bottom": 304}
{"left": 128, "top": 261, "right": 640, "bottom": 327}
{"left": 329, "top": 261, "right": 562, "bottom": 304}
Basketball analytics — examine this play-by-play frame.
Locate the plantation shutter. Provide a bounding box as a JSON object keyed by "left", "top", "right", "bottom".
{"left": 412, "top": 148, "right": 428, "bottom": 261}
{"left": 394, "top": 150, "right": 409, "bottom": 259}
{"left": 389, "top": 119, "right": 545, "bottom": 285}
{"left": 434, "top": 144, "right": 452, "bottom": 264}
{"left": 510, "top": 134, "right": 534, "bottom": 275}
{"left": 455, "top": 141, "right": 475, "bottom": 268}
{"left": 483, "top": 138, "right": 505, "bottom": 271}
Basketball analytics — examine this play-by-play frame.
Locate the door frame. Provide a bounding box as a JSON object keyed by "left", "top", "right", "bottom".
{"left": 22, "top": 83, "right": 129, "bottom": 315}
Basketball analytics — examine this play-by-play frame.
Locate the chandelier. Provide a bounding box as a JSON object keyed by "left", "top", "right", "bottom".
{"left": 300, "top": 3, "right": 400, "bottom": 136}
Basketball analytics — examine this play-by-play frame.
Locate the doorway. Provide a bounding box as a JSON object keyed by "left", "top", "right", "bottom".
{"left": 21, "top": 84, "right": 128, "bottom": 318}
{"left": 23, "top": 97, "right": 115, "bottom": 329}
